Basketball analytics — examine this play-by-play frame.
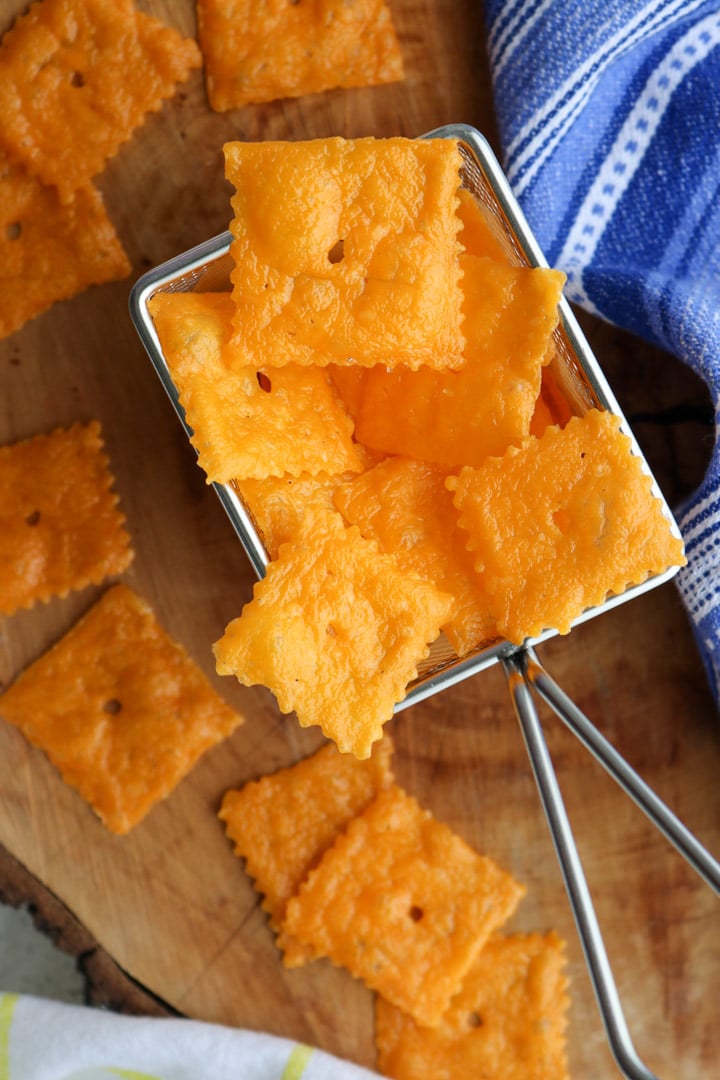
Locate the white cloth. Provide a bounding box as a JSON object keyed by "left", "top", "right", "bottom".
{"left": 0, "top": 994, "right": 379, "bottom": 1080}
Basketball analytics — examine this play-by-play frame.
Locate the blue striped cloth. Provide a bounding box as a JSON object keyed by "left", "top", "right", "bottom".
{"left": 484, "top": 0, "right": 720, "bottom": 705}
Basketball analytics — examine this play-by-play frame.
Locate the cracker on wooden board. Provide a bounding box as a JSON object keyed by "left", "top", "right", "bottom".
{"left": 448, "top": 408, "right": 687, "bottom": 642}
{"left": 0, "top": 584, "right": 244, "bottom": 834}
{"left": 334, "top": 456, "right": 497, "bottom": 656}
{"left": 0, "top": 0, "right": 201, "bottom": 202}
{"left": 223, "top": 137, "right": 465, "bottom": 370}
{"left": 213, "top": 522, "right": 454, "bottom": 759}
{"left": 282, "top": 785, "right": 526, "bottom": 1027}
{"left": 0, "top": 421, "right": 132, "bottom": 614}
{"left": 0, "top": 152, "right": 130, "bottom": 340}
{"left": 375, "top": 931, "right": 570, "bottom": 1079}
{"left": 197, "top": 0, "right": 403, "bottom": 111}
{"left": 219, "top": 737, "right": 394, "bottom": 966}
{"left": 149, "top": 291, "right": 363, "bottom": 483}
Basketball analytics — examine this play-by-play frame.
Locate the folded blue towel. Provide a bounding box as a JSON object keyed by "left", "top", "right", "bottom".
{"left": 484, "top": 0, "right": 720, "bottom": 704}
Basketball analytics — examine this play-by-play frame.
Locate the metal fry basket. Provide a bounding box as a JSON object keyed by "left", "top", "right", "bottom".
{"left": 129, "top": 123, "right": 719, "bottom": 1080}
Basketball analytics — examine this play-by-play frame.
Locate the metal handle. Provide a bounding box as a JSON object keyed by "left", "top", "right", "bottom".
{"left": 503, "top": 653, "right": 662, "bottom": 1080}
{"left": 523, "top": 647, "right": 720, "bottom": 896}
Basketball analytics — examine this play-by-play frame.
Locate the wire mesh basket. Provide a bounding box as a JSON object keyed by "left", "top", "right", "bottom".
{"left": 130, "top": 123, "right": 719, "bottom": 1080}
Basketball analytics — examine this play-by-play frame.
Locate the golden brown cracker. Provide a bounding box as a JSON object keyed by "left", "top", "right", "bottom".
{"left": 334, "top": 457, "right": 496, "bottom": 656}
{"left": 347, "top": 256, "right": 565, "bottom": 467}
{"left": 282, "top": 785, "right": 526, "bottom": 1027}
{"left": 235, "top": 472, "right": 353, "bottom": 560}
{"left": 214, "top": 523, "right": 454, "bottom": 759}
{"left": 375, "top": 931, "right": 570, "bottom": 1079}
{"left": 223, "top": 137, "right": 464, "bottom": 370}
{"left": 197, "top": 0, "right": 403, "bottom": 111}
{"left": 219, "top": 738, "right": 394, "bottom": 965}
{"left": 0, "top": 0, "right": 201, "bottom": 201}
{"left": 457, "top": 187, "right": 510, "bottom": 263}
{"left": 448, "top": 409, "right": 686, "bottom": 642}
{"left": 0, "top": 153, "right": 130, "bottom": 340}
{"left": 0, "top": 584, "right": 244, "bottom": 834}
{"left": 149, "top": 291, "right": 363, "bottom": 482}
{"left": 0, "top": 421, "right": 132, "bottom": 614}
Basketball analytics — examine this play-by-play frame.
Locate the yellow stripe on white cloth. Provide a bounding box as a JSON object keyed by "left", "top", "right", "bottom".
{"left": 0, "top": 994, "right": 376, "bottom": 1080}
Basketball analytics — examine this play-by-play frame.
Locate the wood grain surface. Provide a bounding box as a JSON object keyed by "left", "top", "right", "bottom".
{"left": 1, "top": 2, "right": 719, "bottom": 1077}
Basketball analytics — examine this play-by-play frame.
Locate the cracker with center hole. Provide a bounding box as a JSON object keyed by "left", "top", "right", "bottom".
{"left": 0, "top": 421, "right": 133, "bottom": 614}
{"left": 375, "top": 931, "right": 570, "bottom": 1079}
{"left": 0, "top": 153, "right": 130, "bottom": 340}
{"left": 448, "top": 409, "right": 687, "bottom": 642}
{"left": 219, "top": 737, "right": 394, "bottom": 966}
{"left": 149, "top": 291, "right": 363, "bottom": 482}
{"left": 213, "top": 523, "right": 454, "bottom": 759}
{"left": 197, "top": 0, "right": 403, "bottom": 112}
{"left": 223, "top": 136, "right": 464, "bottom": 370}
{"left": 0, "top": 584, "right": 244, "bottom": 833}
{"left": 282, "top": 785, "right": 526, "bottom": 1027}
{"left": 0, "top": 0, "right": 201, "bottom": 202}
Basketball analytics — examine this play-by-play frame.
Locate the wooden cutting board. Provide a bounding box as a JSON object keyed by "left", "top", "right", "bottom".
{"left": 1, "top": 2, "right": 718, "bottom": 1076}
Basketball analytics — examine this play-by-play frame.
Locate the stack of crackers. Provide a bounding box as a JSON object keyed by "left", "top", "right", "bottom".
{"left": 0, "top": 0, "right": 201, "bottom": 339}
{"left": 0, "top": 0, "right": 404, "bottom": 339}
{"left": 220, "top": 737, "right": 571, "bottom": 1078}
{"left": 150, "top": 134, "right": 685, "bottom": 762}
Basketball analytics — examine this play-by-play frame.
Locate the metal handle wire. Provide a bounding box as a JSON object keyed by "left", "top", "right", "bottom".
{"left": 503, "top": 652, "right": 661, "bottom": 1080}
{"left": 523, "top": 647, "right": 720, "bottom": 896}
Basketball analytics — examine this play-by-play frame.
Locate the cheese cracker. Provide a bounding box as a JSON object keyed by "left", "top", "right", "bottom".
{"left": 224, "top": 137, "right": 464, "bottom": 370}
{"left": 0, "top": 0, "right": 201, "bottom": 201}
{"left": 0, "top": 584, "right": 244, "bottom": 834}
{"left": 149, "top": 291, "right": 364, "bottom": 482}
{"left": 282, "top": 785, "right": 526, "bottom": 1027}
{"left": 0, "top": 153, "right": 130, "bottom": 340}
{"left": 448, "top": 409, "right": 686, "bottom": 642}
{"left": 0, "top": 421, "right": 132, "bottom": 614}
{"left": 375, "top": 931, "right": 570, "bottom": 1078}
{"left": 197, "top": 0, "right": 403, "bottom": 111}
{"left": 219, "top": 738, "right": 394, "bottom": 966}
{"left": 343, "top": 257, "right": 565, "bottom": 467}
{"left": 334, "top": 457, "right": 497, "bottom": 656}
{"left": 214, "top": 523, "right": 454, "bottom": 758}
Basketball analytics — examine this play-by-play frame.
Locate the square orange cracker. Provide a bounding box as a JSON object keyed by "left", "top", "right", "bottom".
{"left": 197, "top": 0, "right": 404, "bottom": 112}
{"left": 375, "top": 931, "right": 570, "bottom": 1079}
{"left": 0, "top": 153, "right": 130, "bottom": 340}
{"left": 219, "top": 737, "right": 394, "bottom": 966}
{"left": 149, "top": 291, "right": 364, "bottom": 482}
{"left": 0, "top": 584, "right": 244, "bottom": 834}
{"left": 334, "top": 457, "right": 496, "bottom": 656}
{"left": 0, "top": 0, "right": 201, "bottom": 202}
{"left": 341, "top": 255, "right": 565, "bottom": 467}
{"left": 236, "top": 471, "right": 356, "bottom": 560}
{"left": 213, "top": 522, "right": 454, "bottom": 758}
{"left": 282, "top": 785, "right": 526, "bottom": 1027}
{"left": 223, "top": 137, "right": 464, "bottom": 370}
{"left": 448, "top": 408, "right": 687, "bottom": 643}
{"left": 0, "top": 421, "right": 133, "bottom": 615}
